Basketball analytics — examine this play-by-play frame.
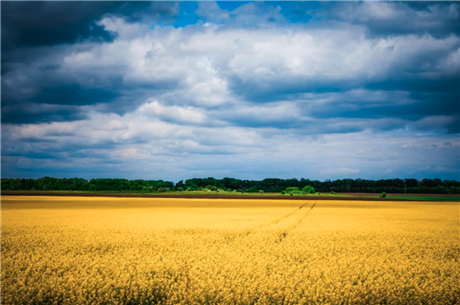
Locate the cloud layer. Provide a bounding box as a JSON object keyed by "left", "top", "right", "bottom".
{"left": 2, "top": 1, "right": 459, "bottom": 181}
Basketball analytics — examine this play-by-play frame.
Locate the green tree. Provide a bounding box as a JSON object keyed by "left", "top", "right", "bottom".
{"left": 285, "top": 187, "right": 300, "bottom": 193}
{"left": 301, "top": 185, "right": 315, "bottom": 194}
{"left": 204, "top": 185, "right": 217, "bottom": 191}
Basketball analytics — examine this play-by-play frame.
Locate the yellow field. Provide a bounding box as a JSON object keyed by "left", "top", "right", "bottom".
{"left": 1, "top": 196, "right": 459, "bottom": 304}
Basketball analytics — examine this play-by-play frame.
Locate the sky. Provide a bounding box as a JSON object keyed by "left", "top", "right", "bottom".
{"left": 1, "top": 1, "right": 459, "bottom": 182}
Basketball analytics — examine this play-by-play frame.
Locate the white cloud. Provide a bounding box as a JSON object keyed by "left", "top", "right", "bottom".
{"left": 57, "top": 16, "right": 459, "bottom": 108}
{"left": 3, "top": 101, "right": 459, "bottom": 180}
{"left": 2, "top": 2, "right": 458, "bottom": 180}
{"left": 195, "top": 2, "right": 229, "bottom": 23}
{"left": 98, "top": 17, "right": 149, "bottom": 39}
{"left": 138, "top": 100, "right": 210, "bottom": 125}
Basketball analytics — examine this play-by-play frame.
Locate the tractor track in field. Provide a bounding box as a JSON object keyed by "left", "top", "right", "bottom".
{"left": 255, "top": 202, "right": 313, "bottom": 230}
{"left": 263, "top": 202, "right": 309, "bottom": 226}
{"left": 227, "top": 202, "right": 317, "bottom": 244}
{"left": 276, "top": 201, "right": 317, "bottom": 243}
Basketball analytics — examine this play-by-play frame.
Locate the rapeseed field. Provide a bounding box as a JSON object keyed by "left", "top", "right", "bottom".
{"left": 1, "top": 196, "right": 459, "bottom": 304}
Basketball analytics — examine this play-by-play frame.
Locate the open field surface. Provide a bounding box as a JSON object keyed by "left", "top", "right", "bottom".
{"left": 1, "top": 196, "right": 459, "bottom": 304}
{"left": 4, "top": 191, "right": 460, "bottom": 202}
{"left": 387, "top": 195, "right": 460, "bottom": 201}
{"left": 343, "top": 193, "right": 460, "bottom": 202}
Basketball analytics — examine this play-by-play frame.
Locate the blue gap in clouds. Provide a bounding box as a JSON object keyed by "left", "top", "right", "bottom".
{"left": 216, "top": 1, "right": 251, "bottom": 11}
{"left": 174, "top": 2, "right": 199, "bottom": 27}
{"left": 217, "top": 1, "right": 320, "bottom": 23}
{"left": 275, "top": 1, "right": 321, "bottom": 23}
{"left": 172, "top": 1, "right": 321, "bottom": 27}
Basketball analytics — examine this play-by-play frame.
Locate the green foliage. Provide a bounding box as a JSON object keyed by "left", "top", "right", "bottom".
{"left": 380, "top": 192, "right": 387, "bottom": 198}
{"left": 301, "top": 185, "right": 315, "bottom": 194}
{"left": 1, "top": 177, "right": 459, "bottom": 194}
{"left": 285, "top": 187, "right": 300, "bottom": 193}
{"left": 284, "top": 186, "right": 311, "bottom": 196}
{"left": 204, "top": 185, "right": 217, "bottom": 191}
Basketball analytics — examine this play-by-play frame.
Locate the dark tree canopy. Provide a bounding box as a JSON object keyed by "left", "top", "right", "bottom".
{"left": 1, "top": 177, "right": 459, "bottom": 194}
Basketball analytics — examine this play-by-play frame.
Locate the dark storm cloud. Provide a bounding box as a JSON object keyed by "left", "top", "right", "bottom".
{"left": 2, "top": 140, "right": 116, "bottom": 160}
{"left": 324, "top": 97, "right": 458, "bottom": 121}
{"left": 228, "top": 74, "right": 459, "bottom": 117}
{"left": 2, "top": 2, "right": 116, "bottom": 50}
{"left": 1, "top": 1, "right": 180, "bottom": 124}
{"left": 306, "top": 87, "right": 459, "bottom": 118}
{"left": 1, "top": 1, "right": 179, "bottom": 74}
{"left": 1, "top": 102, "right": 87, "bottom": 124}
{"left": 1, "top": 1, "right": 178, "bottom": 51}
{"left": 1, "top": 60, "right": 121, "bottom": 123}
{"left": 367, "top": 78, "right": 459, "bottom": 94}
{"left": 227, "top": 76, "right": 358, "bottom": 103}
{"left": 28, "top": 85, "right": 119, "bottom": 106}
{"left": 323, "top": 1, "right": 459, "bottom": 38}
{"left": 1, "top": 83, "right": 120, "bottom": 124}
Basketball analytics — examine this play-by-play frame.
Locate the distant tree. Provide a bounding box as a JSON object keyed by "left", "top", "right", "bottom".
{"left": 381, "top": 192, "right": 387, "bottom": 198}
{"left": 176, "top": 180, "right": 185, "bottom": 189}
{"left": 301, "top": 185, "right": 315, "bottom": 194}
{"left": 285, "top": 187, "right": 300, "bottom": 193}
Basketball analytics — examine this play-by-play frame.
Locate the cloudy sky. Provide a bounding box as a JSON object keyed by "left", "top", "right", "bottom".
{"left": 2, "top": 1, "right": 459, "bottom": 182}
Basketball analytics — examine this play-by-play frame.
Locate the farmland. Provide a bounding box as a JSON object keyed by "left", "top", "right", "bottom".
{"left": 1, "top": 196, "right": 459, "bottom": 304}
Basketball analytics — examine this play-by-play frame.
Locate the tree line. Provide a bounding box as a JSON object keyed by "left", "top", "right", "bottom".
{"left": 1, "top": 177, "right": 459, "bottom": 194}
{"left": 1, "top": 177, "right": 174, "bottom": 193}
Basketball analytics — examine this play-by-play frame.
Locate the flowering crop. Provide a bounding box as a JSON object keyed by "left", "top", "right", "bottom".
{"left": 1, "top": 196, "right": 459, "bottom": 304}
